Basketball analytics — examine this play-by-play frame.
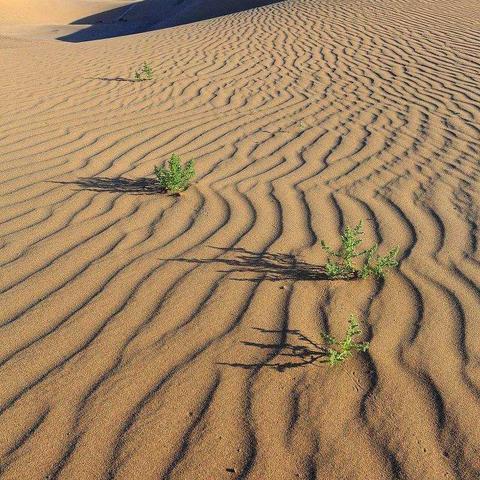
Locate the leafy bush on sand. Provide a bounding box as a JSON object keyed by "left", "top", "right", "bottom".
{"left": 134, "top": 61, "right": 153, "bottom": 81}
{"left": 154, "top": 154, "right": 195, "bottom": 193}
{"left": 323, "top": 315, "right": 370, "bottom": 366}
{"left": 321, "top": 220, "right": 399, "bottom": 280}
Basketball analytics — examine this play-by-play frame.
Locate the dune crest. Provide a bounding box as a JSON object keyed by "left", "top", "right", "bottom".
{"left": 0, "top": 0, "right": 479, "bottom": 478}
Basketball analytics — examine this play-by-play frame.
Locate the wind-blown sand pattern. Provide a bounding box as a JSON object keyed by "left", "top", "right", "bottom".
{"left": 0, "top": 0, "right": 479, "bottom": 478}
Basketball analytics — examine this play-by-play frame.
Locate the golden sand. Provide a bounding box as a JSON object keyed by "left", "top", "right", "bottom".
{"left": 0, "top": 0, "right": 479, "bottom": 478}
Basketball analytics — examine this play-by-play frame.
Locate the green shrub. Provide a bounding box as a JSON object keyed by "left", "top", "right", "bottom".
{"left": 359, "top": 244, "right": 399, "bottom": 279}
{"left": 134, "top": 62, "right": 153, "bottom": 81}
{"left": 321, "top": 220, "right": 398, "bottom": 279}
{"left": 154, "top": 154, "right": 195, "bottom": 193}
{"left": 322, "top": 315, "right": 370, "bottom": 366}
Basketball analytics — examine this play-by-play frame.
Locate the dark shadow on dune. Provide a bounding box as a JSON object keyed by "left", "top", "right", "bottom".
{"left": 69, "top": 5, "right": 134, "bottom": 25}
{"left": 163, "top": 246, "right": 339, "bottom": 282}
{"left": 219, "top": 327, "right": 330, "bottom": 371}
{"left": 58, "top": 0, "right": 286, "bottom": 42}
{"left": 53, "top": 177, "right": 165, "bottom": 194}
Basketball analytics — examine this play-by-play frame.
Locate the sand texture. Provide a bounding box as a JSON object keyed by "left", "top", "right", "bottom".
{"left": 0, "top": 0, "right": 479, "bottom": 478}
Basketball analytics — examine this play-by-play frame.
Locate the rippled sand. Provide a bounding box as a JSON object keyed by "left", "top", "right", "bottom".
{"left": 0, "top": 0, "right": 479, "bottom": 478}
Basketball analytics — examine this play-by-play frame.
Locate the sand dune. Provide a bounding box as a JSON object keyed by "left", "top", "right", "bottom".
{"left": 0, "top": 0, "right": 142, "bottom": 40}
{"left": 0, "top": 0, "right": 479, "bottom": 478}
{"left": 0, "top": 0, "right": 285, "bottom": 41}
{"left": 0, "top": 0, "right": 137, "bottom": 24}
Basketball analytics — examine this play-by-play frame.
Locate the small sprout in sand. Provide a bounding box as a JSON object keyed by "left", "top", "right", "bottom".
{"left": 322, "top": 315, "right": 370, "bottom": 366}
{"left": 321, "top": 220, "right": 399, "bottom": 280}
{"left": 134, "top": 61, "right": 154, "bottom": 81}
{"left": 154, "top": 154, "right": 195, "bottom": 193}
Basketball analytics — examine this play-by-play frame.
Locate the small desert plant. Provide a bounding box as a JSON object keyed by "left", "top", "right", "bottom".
{"left": 359, "top": 244, "right": 399, "bottom": 279}
{"left": 321, "top": 220, "right": 398, "bottom": 279}
{"left": 134, "top": 62, "right": 153, "bottom": 81}
{"left": 154, "top": 154, "right": 195, "bottom": 193}
{"left": 322, "top": 315, "right": 370, "bottom": 366}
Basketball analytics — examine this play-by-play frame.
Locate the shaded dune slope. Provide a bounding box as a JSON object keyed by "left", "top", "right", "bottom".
{"left": 0, "top": 0, "right": 479, "bottom": 479}
{"left": 61, "top": 0, "right": 287, "bottom": 42}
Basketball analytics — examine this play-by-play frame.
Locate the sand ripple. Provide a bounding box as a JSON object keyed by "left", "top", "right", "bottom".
{"left": 0, "top": 0, "right": 479, "bottom": 478}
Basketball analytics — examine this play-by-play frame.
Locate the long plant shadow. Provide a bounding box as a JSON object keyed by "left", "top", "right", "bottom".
{"left": 58, "top": 0, "right": 286, "bottom": 42}
{"left": 219, "top": 327, "right": 330, "bottom": 371}
{"left": 53, "top": 177, "right": 164, "bottom": 194}
{"left": 166, "top": 246, "right": 342, "bottom": 282}
{"left": 86, "top": 77, "right": 138, "bottom": 83}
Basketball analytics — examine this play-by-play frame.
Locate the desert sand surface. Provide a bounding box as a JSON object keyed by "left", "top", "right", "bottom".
{"left": 0, "top": 0, "right": 479, "bottom": 478}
